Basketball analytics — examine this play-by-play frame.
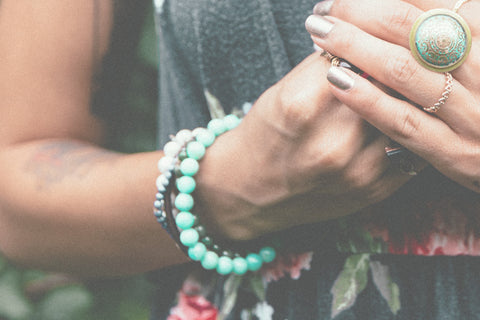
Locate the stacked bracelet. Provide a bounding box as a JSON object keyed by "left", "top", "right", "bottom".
{"left": 155, "top": 114, "right": 276, "bottom": 276}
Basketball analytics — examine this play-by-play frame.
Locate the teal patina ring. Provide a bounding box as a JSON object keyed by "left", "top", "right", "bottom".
{"left": 409, "top": 9, "right": 472, "bottom": 72}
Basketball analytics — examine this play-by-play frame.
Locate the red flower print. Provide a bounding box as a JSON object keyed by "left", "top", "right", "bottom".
{"left": 168, "top": 291, "right": 218, "bottom": 320}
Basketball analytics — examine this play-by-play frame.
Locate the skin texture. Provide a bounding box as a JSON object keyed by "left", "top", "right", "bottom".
{"left": 0, "top": 0, "right": 412, "bottom": 277}
{"left": 307, "top": 0, "right": 480, "bottom": 194}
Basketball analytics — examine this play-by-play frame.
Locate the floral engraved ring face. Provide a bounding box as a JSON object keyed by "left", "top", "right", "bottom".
{"left": 409, "top": 9, "right": 472, "bottom": 72}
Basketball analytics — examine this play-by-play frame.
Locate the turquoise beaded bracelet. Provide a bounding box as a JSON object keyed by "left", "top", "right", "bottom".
{"left": 155, "top": 114, "right": 276, "bottom": 275}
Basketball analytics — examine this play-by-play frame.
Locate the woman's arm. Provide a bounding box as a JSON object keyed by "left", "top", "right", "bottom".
{"left": 0, "top": 0, "right": 189, "bottom": 277}
{"left": 0, "top": 0, "right": 412, "bottom": 277}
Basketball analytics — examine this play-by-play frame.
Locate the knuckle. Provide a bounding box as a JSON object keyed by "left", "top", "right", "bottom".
{"left": 391, "top": 107, "right": 422, "bottom": 140}
{"left": 384, "top": 6, "right": 418, "bottom": 34}
{"left": 316, "top": 144, "right": 350, "bottom": 173}
{"left": 276, "top": 83, "right": 315, "bottom": 127}
{"left": 383, "top": 52, "right": 419, "bottom": 86}
{"left": 330, "top": 23, "right": 356, "bottom": 54}
{"left": 342, "top": 169, "right": 368, "bottom": 191}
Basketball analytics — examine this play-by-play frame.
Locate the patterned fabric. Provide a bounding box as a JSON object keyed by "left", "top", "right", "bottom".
{"left": 152, "top": 0, "right": 480, "bottom": 318}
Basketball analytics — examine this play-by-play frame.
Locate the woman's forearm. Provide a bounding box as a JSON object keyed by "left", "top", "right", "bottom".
{"left": 0, "top": 139, "right": 189, "bottom": 277}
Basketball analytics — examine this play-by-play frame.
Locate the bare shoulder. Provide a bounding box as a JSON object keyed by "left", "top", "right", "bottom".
{"left": 0, "top": 0, "right": 115, "bottom": 146}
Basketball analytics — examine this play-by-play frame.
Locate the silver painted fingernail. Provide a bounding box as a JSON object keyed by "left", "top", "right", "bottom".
{"left": 305, "top": 15, "right": 333, "bottom": 38}
{"left": 313, "top": 0, "right": 334, "bottom": 15}
{"left": 327, "top": 66, "right": 354, "bottom": 90}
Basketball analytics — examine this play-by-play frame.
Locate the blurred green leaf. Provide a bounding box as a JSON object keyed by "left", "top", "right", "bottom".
{"left": 36, "top": 285, "right": 92, "bottom": 320}
{"left": 0, "top": 269, "right": 32, "bottom": 320}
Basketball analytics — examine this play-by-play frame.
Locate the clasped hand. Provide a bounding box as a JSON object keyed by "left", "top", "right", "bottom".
{"left": 308, "top": 0, "right": 480, "bottom": 194}
{"left": 195, "top": 50, "right": 413, "bottom": 241}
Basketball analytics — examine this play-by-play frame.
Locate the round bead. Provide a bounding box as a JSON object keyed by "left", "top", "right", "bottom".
{"left": 155, "top": 177, "right": 166, "bottom": 193}
{"left": 195, "top": 128, "right": 216, "bottom": 147}
{"left": 259, "top": 247, "right": 276, "bottom": 263}
{"left": 201, "top": 236, "right": 213, "bottom": 248}
{"left": 246, "top": 253, "right": 263, "bottom": 271}
{"left": 194, "top": 225, "right": 207, "bottom": 238}
{"left": 223, "top": 114, "right": 241, "bottom": 130}
{"left": 174, "top": 193, "right": 194, "bottom": 212}
{"left": 153, "top": 209, "right": 163, "bottom": 218}
{"left": 180, "top": 158, "right": 199, "bottom": 176}
{"left": 175, "top": 211, "right": 195, "bottom": 230}
{"left": 217, "top": 256, "right": 234, "bottom": 275}
{"left": 174, "top": 129, "right": 193, "bottom": 144}
{"left": 222, "top": 250, "right": 234, "bottom": 258}
{"left": 188, "top": 242, "right": 207, "bottom": 261}
{"left": 178, "top": 150, "right": 188, "bottom": 161}
{"left": 176, "top": 176, "right": 196, "bottom": 194}
{"left": 179, "top": 229, "right": 199, "bottom": 247}
{"left": 163, "top": 141, "right": 182, "bottom": 157}
{"left": 242, "top": 102, "right": 253, "bottom": 114}
{"left": 157, "top": 156, "right": 175, "bottom": 173}
{"left": 207, "top": 119, "right": 226, "bottom": 136}
{"left": 153, "top": 200, "right": 163, "bottom": 210}
{"left": 162, "top": 170, "right": 172, "bottom": 180}
{"left": 186, "top": 141, "right": 206, "bottom": 160}
{"left": 201, "top": 251, "right": 219, "bottom": 270}
{"left": 155, "top": 174, "right": 169, "bottom": 189}
{"left": 232, "top": 257, "right": 248, "bottom": 275}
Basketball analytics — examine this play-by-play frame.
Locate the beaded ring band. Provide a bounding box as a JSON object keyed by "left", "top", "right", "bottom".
{"left": 155, "top": 115, "right": 277, "bottom": 276}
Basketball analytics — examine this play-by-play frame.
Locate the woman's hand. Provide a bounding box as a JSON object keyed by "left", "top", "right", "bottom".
{"left": 307, "top": 0, "right": 480, "bottom": 193}
{"left": 195, "top": 52, "right": 414, "bottom": 241}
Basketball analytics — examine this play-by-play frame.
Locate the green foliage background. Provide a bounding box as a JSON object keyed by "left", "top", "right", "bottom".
{"left": 0, "top": 6, "right": 160, "bottom": 320}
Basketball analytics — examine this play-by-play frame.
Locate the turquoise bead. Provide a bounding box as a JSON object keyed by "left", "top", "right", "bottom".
{"left": 180, "top": 158, "right": 199, "bottom": 176}
{"left": 223, "top": 114, "right": 241, "bottom": 130}
{"left": 174, "top": 193, "right": 194, "bottom": 212}
{"left": 232, "top": 257, "right": 248, "bottom": 275}
{"left": 179, "top": 229, "right": 199, "bottom": 247}
{"left": 188, "top": 242, "right": 207, "bottom": 261}
{"left": 195, "top": 129, "right": 216, "bottom": 147}
{"left": 176, "top": 176, "right": 196, "bottom": 194}
{"left": 207, "top": 119, "right": 226, "bottom": 136}
{"left": 186, "top": 141, "right": 206, "bottom": 160}
{"left": 175, "top": 211, "right": 195, "bottom": 230}
{"left": 259, "top": 247, "right": 276, "bottom": 263}
{"left": 201, "top": 251, "right": 219, "bottom": 270}
{"left": 216, "top": 256, "right": 233, "bottom": 275}
{"left": 246, "top": 253, "right": 263, "bottom": 271}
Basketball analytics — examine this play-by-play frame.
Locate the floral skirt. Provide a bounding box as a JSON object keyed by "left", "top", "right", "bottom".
{"left": 149, "top": 252, "right": 480, "bottom": 320}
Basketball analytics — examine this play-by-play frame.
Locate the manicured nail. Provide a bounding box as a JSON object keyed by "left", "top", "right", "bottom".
{"left": 327, "top": 66, "right": 354, "bottom": 90}
{"left": 305, "top": 15, "right": 333, "bottom": 38}
{"left": 313, "top": 0, "right": 334, "bottom": 15}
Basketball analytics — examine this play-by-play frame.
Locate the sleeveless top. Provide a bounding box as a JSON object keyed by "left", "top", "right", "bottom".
{"left": 148, "top": 0, "right": 480, "bottom": 318}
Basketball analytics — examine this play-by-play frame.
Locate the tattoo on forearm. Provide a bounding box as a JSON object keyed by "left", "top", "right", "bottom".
{"left": 25, "top": 141, "right": 119, "bottom": 190}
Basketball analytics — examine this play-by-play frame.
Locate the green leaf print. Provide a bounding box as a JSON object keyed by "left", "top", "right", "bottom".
{"left": 330, "top": 254, "right": 370, "bottom": 318}
{"left": 370, "top": 260, "right": 401, "bottom": 315}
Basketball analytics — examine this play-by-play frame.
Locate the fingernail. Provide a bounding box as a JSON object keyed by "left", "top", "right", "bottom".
{"left": 313, "top": 0, "right": 334, "bottom": 15}
{"left": 305, "top": 15, "right": 333, "bottom": 38}
{"left": 327, "top": 66, "right": 354, "bottom": 90}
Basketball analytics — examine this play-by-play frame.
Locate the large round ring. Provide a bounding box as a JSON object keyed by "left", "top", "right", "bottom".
{"left": 409, "top": 9, "right": 472, "bottom": 72}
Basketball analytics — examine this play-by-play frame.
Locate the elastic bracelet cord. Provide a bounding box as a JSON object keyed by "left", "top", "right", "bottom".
{"left": 155, "top": 114, "right": 277, "bottom": 276}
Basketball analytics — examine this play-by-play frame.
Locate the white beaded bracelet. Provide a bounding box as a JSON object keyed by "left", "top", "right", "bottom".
{"left": 154, "top": 115, "right": 276, "bottom": 275}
